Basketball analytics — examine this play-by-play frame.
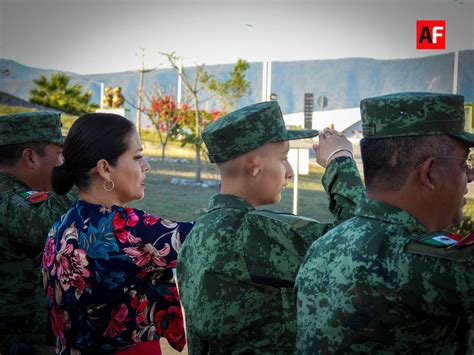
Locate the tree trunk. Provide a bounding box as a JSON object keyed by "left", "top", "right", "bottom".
{"left": 195, "top": 143, "right": 201, "bottom": 182}
{"left": 193, "top": 94, "right": 202, "bottom": 182}
{"left": 161, "top": 144, "right": 166, "bottom": 159}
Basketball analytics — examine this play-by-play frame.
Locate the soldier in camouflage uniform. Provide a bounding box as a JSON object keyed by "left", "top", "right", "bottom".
{"left": 177, "top": 101, "right": 365, "bottom": 354}
{"left": 295, "top": 92, "right": 474, "bottom": 354}
{"left": 0, "top": 112, "right": 77, "bottom": 354}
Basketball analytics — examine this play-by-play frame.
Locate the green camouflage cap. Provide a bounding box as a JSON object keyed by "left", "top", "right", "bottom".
{"left": 203, "top": 101, "right": 318, "bottom": 163}
{"left": 0, "top": 111, "right": 64, "bottom": 146}
{"left": 361, "top": 92, "right": 474, "bottom": 145}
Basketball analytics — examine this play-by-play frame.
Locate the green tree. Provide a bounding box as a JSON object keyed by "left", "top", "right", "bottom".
{"left": 200, "top": 58, "right": 251, "bottom": 113}
{"left": 30, "top": 73, "right": 98, "bottom": 115}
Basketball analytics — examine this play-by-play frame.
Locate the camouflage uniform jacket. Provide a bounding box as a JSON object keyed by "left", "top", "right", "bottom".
{"left": 0, "top": 172, "right": 76, "bottom": 353}
{"left": 295, "top": 197, "right": 474, "bottom": 355}
{"left": 177, "top": 157, "right": 364, "bottom": 354}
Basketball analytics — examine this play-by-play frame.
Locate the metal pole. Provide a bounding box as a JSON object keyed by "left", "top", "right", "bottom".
{"left": 453, "top": 50, "right": 459, "bottom": 94}
{"left": 267, "top": 61, "right": 272, "bottom": 101}
{"left": 135, "top": 51, "right": 145, "bottom": 138}
{"left": 100, "top": 82, "right": 104, "bottom": 109}
{"left": 177, "top": 65, "right": 182, "bottom": 108}
{"left": 293, "top": 149, "right": 299, "bottom": 215}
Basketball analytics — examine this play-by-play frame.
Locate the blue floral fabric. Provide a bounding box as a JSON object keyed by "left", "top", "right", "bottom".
{"left": 42, "top": 200, "right": 194, "bottom": 354}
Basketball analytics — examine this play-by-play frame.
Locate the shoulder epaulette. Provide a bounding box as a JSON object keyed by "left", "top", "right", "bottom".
{"left": 17, "top": 191, "right": 50, "bottom": 205}
{"left": 248, "top": 209, "right": 320, "bottom": 229}
{"left": 412, "top": 232, "right": 462, "bottom": 247}
{"left": 404, "top": 232, "right": 473, "bottom": 261}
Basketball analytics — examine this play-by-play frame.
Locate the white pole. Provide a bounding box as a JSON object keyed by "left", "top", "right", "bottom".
{"left": 293, "top": 149, "right": 299, "bottom": 215}
{"left": 453, "top": 50, "right": 459, "bottom": 94}
{"left": 100, "top": 82, "right": 104, "bottom": 109}
{"left": 177, "top": 65, "right": 183, "bottom": 108}
{"left": 261, "top": 61, "right": 267, "bottom": 102}
{"left": 267, "top": 61, "right": 272, "bottom": 101}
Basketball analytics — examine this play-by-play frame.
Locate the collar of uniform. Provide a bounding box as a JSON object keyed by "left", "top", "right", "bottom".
{"left": 0, "top": 172, "right": 30, "bottom": 193}
{"left": 208, "top": 194, "right": 255, "bottom": 212}
{"left": 355, "top": 198, "right": 426, "bottom": 234}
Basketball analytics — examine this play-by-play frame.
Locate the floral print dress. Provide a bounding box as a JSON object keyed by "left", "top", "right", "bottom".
{"left": 42, "top": 200, "right": 194, "bottom": 354}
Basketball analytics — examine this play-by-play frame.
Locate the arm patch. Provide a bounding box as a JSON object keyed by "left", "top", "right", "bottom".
{"left": 18, "top": 191, "right": 50, "bottom": 205}
{"left": 404, "top": 232, "right": 473, "bottom": 262}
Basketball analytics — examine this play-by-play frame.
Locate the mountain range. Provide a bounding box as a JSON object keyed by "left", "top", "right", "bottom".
{"left": 0, "top": 50, "right": 472, "bottom": 124}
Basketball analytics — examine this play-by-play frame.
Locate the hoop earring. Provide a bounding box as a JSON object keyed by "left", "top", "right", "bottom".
{"left": 103, "top": 180, "right": 115, "bottom": 192}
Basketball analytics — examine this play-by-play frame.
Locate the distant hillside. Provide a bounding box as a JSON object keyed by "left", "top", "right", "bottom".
{"left": 0, "top": 50, "right": 472, "bottom": 124}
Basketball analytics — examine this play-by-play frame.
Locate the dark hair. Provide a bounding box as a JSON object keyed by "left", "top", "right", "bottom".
{"left": 51, "top": 113, "right": 135, "bottom": 195}
{"left": 360, "top": 135, "right": 459, "bottom": 191}
{"left": 0, "top": 142, "right": 47, "bottom": 168}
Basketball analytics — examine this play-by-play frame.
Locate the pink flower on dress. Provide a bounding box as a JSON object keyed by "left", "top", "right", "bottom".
{"left": 123, "top": 243, "right": 171, "bottom": 269}
{"left": 103, "top": 303, "right": 130, "bottom": 337}
{"left": 163, "top": 284, "right": 180, "bottom": 302}
{"left": 112, "top": 210, "right": 141, "bottom": 244}
{"left": 155, "top": 305, "right": 185, "bottom": 351}
{"left": 124, "top": 208, "right": 139, "bottom": 227}
{"left": 46, "top": 285, "right": 55, "bottom": 304}
{"left": 51, "top": 305, "right": 70, "bottom": 351}
{"left": 131, "top": 294, "right": 149, "bottom": 325}
{"left": 51, "top": 224, "right": 91, "bottom": 296}
{"left": 43, "top": 237, "right": 56, "bottom": 269}
{"left": 143, "top": 213, "right": 160, "bottom": 226}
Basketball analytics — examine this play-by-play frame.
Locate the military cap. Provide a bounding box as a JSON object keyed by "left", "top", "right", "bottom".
{"left": 203, "top": 101, "right": 318, "bottom": 163}
{"left": 0, "top": 111, "right": 64, "bottom": 146}
{"left": 360, "top": 92, "right": 474, "bottom": 145}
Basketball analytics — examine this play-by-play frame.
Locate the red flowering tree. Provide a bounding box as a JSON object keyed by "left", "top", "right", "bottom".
{"left": 177, "top": 106, "right": 224, "bottom": 149}
{"left": 144, "top": 95, "right": 183, "bottom": 158}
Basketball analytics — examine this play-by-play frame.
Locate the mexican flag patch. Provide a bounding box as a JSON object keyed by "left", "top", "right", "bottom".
{"left": 19, "top": 191, "right": 50, "bottom": 204}
{"left": 421, "top": 233, "right": 462, "bottom": 247}
{"left": 450, "top": 232, "right": 474, "bottom": 249}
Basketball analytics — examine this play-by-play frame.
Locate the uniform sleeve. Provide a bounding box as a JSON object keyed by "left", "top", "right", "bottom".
{"left": 0, "top": 191, "right": 75, "bottom": 251}
{"left": 185, "top": 328, "right": 210, "bottom": 355}
{"left": 243, "top": 214, "right": 306, "bottom": 288}
{"left": 322, "top": 156, "right": 365, "bottom": 226}
{"left": 288, "top": 156, "right": 365, "bottom": 246}
{"left": 400, "top": 248, "right": 474, "bottom": 316}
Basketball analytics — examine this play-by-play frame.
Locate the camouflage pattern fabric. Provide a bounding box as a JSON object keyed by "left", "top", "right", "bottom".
{"left": 361, "top": 92, "right": 474, "bottom": 145}
{"left": 203, "top": 101, "right": 318, "bottom": 163}
{"left": 0, "top": 111, "right": 64, "bottom": 146}
{"left": 177, "top": 157, "right": 364, "bottom": 354}
{"left": 0, "top": 172, "right": 77, "bottom": 353}
{"left": 295, "top": 197, "right": 474, "bottom": 354}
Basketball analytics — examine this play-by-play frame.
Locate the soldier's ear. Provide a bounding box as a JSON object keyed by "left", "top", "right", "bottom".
{"left": 418, "top": 157, "right": 436, "bottom": 192}
{"left": 21, "top": 148, "right": 38, "bottom": 168}
{"left": 247, "top": 153, "right": 262, "bottom": 178}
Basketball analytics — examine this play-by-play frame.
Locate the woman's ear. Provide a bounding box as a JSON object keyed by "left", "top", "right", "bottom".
{"left": 418, "top": 157, "right": 436, "bottom": 192}
{"left": 96, "top": 159, "right": 111, "bottom": 181}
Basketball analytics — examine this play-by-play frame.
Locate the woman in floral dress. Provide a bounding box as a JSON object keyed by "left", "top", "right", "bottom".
{"left": 42, "top": 113, "right": 194, "bottom": 354}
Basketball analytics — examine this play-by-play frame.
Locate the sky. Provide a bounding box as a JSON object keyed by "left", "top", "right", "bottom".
{"left": 0, "top": 0, "right": 473, "bottom": 74}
